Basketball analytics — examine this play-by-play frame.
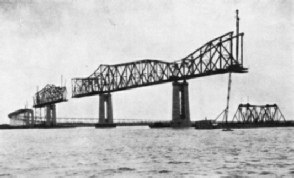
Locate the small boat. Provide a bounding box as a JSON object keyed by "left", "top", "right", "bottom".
{"left": 195, "top": 118, "right": 216, "bottom": 129}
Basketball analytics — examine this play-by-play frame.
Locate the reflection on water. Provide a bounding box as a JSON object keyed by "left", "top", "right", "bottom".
{"left": 0, "top": 127, "right": 294, "bottom": 177}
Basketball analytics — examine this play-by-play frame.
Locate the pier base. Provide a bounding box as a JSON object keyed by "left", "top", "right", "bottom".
{"left": 98, "top": 93, "right": 114, "bottom": 126}
{"left": 52, "top": 104, "right": 56, "bottom": 126}
{"left": 8, "top": 109, "right": 34, "bottom": 126}
{"left": 171, "top": 81, "right": 191, "bottom": 128}
{"left": 45, "top": 104, "right": 56, "bottom": 126}
{"left": 31, "top": 110, "right": 34, "bottom": 126}
{"left": 25, "top": 110, "right": 34, "bottom": 126}
{"left": 25, "top": 112, "right": 30, "bottom": 126}
{"left": 46, "top": 105, "right": 51, "bottom": 126}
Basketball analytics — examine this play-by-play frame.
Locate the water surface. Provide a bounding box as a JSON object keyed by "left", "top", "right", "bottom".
{"left": 1, "top": 127, "right": 294, "bottom": 177}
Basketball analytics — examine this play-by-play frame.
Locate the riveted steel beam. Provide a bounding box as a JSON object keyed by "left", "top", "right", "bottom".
{"left": 72, "top": 32, "right": 247, "bottom": 98}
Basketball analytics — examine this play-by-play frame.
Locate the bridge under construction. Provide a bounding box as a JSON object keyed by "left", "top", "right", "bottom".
{"left": 69, "top": 10, "right": 246, "bottom": 128}
{"left": 11, "top": 10, "right": 288, "bottom": 129}
{"left": 6, "top": 103, "right": 289, "bottom": 129}
{"left": 33, "top": 84, "right": 67, "bottom": 126}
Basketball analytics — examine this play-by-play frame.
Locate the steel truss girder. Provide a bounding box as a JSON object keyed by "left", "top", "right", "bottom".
{"left": 232, "top": 103, "right": 286, "bottom": 123}
{"left": 8, "top": 109, "right": 33, "bottom": 121}
{"left": 33, "top": 84, "right": 67, "bottom": 108}
{"left": 72, "top": 31, "right": 247, "bottom": 98}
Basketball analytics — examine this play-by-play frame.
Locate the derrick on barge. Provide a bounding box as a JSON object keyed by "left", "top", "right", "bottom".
{"left": 195, "top": 103, "right": 290, "bottom": 130}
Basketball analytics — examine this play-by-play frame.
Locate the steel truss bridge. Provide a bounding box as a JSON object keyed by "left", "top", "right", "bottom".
{"left": 33, "top": 84, "right": 67, "bottom": 108}
{"left": 8, "top": 109, "right": 35, "bottom": 126}
{"left": 232, "top": 104, "right": 286, "bottom": 123}
{"left": 72, "top": 31, "right": 247, "bottom": 98}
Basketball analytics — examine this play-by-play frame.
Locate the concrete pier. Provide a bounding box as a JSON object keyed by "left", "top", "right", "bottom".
{"left": 27, "top": 110, "right": 34, "bottom": 126}
{"left": 46, "top": 105, "right": 51, "bottom": 126}
{"left": 45, "top": 104, "right": 56, "bottom": 126}
{"left": 99, "top": 93, "right": 113, "bottom": 124}
{"left": 171, "top": 81, "right": 191, "bottom": 128}
{"left": 25, "top": 112, "right": 30, "bottom": 126}
{"left": 52, "top": 104, "right": 56, "bottom": 126}
{"left": 31, "top": 110, "right": 34, "bottom": 126}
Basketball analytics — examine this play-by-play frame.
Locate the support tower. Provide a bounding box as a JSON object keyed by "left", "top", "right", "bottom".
{"left": 171, "top": 81, "right": 191, "bottom": 127}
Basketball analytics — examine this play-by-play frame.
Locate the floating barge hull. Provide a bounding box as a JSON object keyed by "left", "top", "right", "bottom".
{"left": 0, "top": 124, "right": 76, "bottom": 129}
{"left": 195, "top": 121, "right": 294, "bottom": 130}
{"left": 149, "top": 122, "right": 171, "bottom": 128}
{"left": 95, "top": 123, "right": 117, "bottom": 128}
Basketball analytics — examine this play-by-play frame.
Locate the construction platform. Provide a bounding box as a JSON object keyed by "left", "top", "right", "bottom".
{"left": 195, "top": 121, "right": 294, "bottom": 130}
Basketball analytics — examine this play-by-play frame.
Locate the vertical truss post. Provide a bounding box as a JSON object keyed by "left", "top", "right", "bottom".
{"left": 220, "top": 38, "right": 222, "bottom": 68}
{"left": 232, "top": 104, "right": 286, "bottom": 124}
{"left": 230, "top": 33, "right": 233, "bottom": 65}
{"left": 241, "top": 34, "right": 244, "bottom": 65}
{"left": 236, "top": 9, "right": 240, "bottom": 62}
{"left": 200, "top": 48, "right": 203, "bottom": 72}
{"left": 71, "top": 31, "right": 247, "bottom": 97}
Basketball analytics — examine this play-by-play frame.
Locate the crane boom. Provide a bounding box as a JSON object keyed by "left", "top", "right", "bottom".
{"left": 223, "top": 10, "right": 239, "bottom": 128}
{"left": 225, "top": 72, "right": 232, "bottom": 124}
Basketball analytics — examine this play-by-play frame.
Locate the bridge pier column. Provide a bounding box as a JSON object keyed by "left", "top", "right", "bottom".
{"left": 45, "top": 104, "right": 57, "bottom": 126}
{"left": 25, "top": 112, "right": 30, "bottom": 126}
{"left": 52, "top": 104, "right": 57, "bottom": 126}
{"left": 46, "top": 105, "right": 51, "bottom": 126}
{"left": 99, "top": 93, "right": 113, "bottom": 124}
{"left": 30, "top": 110, "right": 34, "bottom": 126}
{"left": 171, "top": 81, "right": 191, "bottom": 128}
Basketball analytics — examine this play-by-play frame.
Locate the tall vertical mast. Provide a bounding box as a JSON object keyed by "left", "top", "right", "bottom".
{"left": 61, "top": 75, "right": 63, "bottom": 87}
{"left": 225, "top": 73, "right": 232, "bottom": 124}
{"left": 225, "top": 10, "right": 239, "bottom": 125}
{"left": 236, "top": 9, "right": 240, "bottom": 61}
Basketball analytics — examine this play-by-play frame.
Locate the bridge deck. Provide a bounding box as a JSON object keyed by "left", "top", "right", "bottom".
{"left": 72, "top": 32, "right": 246, "bottom": 98}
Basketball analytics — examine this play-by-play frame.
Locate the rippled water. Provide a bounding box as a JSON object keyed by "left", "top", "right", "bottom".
{"left": 1, "top": 127, "right": 294, "bottom": 177}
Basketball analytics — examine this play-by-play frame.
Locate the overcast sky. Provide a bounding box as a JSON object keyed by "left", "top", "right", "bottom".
{"left": 0, "top": 0, "right": 293, "bottom": 124}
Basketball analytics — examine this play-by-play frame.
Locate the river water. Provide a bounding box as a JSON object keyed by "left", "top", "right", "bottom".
{"left": 0, "top": 127, "right": 294, "bottom": 177}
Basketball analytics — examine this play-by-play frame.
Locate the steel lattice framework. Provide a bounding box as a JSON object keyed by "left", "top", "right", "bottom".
{"left": 8, "top": 109, "right": 34, "bottom": 126}
{"left": 8, "top": 109, "right": 32, "bottom": 120}
{"left": 72, "top": 31, "right": 247, "bottom": 98}
{"left": 33, "top": 84, "right": 67, "bottom": 108}
{"left": 232, "top": 104, "right": 286, "bottom": 123}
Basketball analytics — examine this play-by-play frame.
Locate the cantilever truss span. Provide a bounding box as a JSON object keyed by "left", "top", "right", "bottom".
{"left": 72, "top": 31, "right": 247, "bottom": 98}
{"left": 232, "top": 104, "right": 286, "bottom": 123}
{"left": 33, "top": 84, "right": 67, "bottom": 108}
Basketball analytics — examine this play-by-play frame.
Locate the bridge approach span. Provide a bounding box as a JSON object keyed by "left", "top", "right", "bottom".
{"left": 72, "top": 31, "right": 247, "bottom": 98}
{"left": 33, "top": 84, "right": 67, "bottom": 126}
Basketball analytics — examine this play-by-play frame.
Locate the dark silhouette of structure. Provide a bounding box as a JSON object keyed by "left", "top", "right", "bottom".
{"left": 8, "top": 109, "right": 34, "bottom": 126}
{"left": 71, "top": 24, "right": 247, "bottom": 127}
{"left": 33, "top": 84, "right": 67, "bottom": 126}
{"left": 72, "top": 31, "right": 246, "bottom": 97}
{"left": 232, "top": 104, "right": 286, "bottom": 123}
{"left": 6, "top": 11, "right": 248, "bottom": 128}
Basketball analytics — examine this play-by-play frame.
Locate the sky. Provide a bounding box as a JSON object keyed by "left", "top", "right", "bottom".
{"left": 0, "top": 0, "right": 293, "bottom": 124}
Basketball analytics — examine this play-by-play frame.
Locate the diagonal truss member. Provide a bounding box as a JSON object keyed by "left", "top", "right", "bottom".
{"left": 72, "top": 31, "right": 247, "bottom": 98}
{"left": 33, "top": 84, "right": 67, "bottom": 108}
{"left": 232, "top": 104, "right": 286, "bottom": 123}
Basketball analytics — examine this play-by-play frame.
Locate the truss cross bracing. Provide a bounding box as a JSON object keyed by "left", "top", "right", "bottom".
{"left": 72, "top": 31, "right": 247, "bottom": 98}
